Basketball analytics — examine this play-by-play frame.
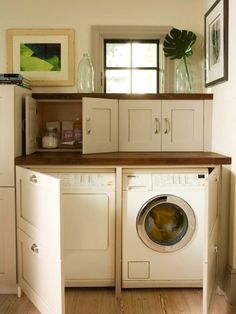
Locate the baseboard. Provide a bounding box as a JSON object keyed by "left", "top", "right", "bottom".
{"left": 225, "top": 265, "right": 236, "bottom": 305}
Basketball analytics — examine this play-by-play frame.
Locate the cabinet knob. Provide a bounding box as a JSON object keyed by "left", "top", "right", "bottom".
{"left": 31, "top": 243, "right": 39, "bottom": 254}
{"left": 30, "top": 175, "right": 37, "bottom": 183}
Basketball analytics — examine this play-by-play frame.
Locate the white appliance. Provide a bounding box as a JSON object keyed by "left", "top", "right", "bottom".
{"left": 122, "top": 169, "right": 208, "bottom": 288}
{"left": 50, "top": 171, "right": 115, "bottom": 287}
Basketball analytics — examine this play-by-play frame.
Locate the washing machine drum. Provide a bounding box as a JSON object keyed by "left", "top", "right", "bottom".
{"left": 136, "top": 194, "right": 196, "bottom": 253}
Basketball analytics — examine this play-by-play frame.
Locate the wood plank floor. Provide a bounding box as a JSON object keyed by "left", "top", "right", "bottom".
{"left": 0, "top": 288, "right": 235, "bottom": 314}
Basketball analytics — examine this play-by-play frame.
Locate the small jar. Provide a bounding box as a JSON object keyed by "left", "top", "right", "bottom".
{"left": 42, "top": 127, "right": 59, "bottom": 149}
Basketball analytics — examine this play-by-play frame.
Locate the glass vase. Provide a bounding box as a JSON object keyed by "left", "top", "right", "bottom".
{"left": 176, "top": 58, "right": 193, "bottom": 93}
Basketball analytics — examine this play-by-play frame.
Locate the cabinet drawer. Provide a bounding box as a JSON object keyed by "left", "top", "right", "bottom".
{"left": 17, "top": 228, "right": 64, "bottom": 314}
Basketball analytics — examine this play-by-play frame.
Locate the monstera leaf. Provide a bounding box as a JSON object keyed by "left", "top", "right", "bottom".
{"left": 163, "top": 28, "right": 197, "bottom": 60}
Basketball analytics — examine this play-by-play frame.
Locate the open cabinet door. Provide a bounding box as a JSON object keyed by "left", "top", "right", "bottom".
{"left": 16, "top": 166, "right": 65, "bottom": 314}
{"left": 82, "top": 97, "right": 118, "bottom": 153}
{"left": 203, "top": 166, "right": 220, "bottom": 314}
{"left": 25, "top": 96, "right": 37, "bottom": 155}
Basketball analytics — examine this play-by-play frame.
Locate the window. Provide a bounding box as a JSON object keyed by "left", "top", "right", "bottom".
{"left": 91, "top": 25, "right": 173, "bottom": 93}
{"left": 104, "top": 40, "right": 159, "bottom": 93}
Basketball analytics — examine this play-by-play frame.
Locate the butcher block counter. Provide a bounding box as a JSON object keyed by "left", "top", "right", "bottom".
{"left": 15, "top": 152, "right": 231, "bottom": 166}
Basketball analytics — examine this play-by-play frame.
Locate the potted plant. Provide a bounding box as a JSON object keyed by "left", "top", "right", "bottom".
{"left": 163, "top": 28, "right": 197, "bottom": 92}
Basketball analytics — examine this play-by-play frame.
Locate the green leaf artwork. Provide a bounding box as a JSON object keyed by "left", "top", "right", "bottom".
{"left": 20, "top": 43, "right": 61, "bottom": 72}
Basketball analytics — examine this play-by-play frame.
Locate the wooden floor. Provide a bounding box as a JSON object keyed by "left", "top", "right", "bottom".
{"left": 0, "top": 288, "right": 235, "bottom": 314}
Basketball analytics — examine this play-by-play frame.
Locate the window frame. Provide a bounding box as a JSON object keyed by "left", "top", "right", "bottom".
{"left": 104, "top": 39, "right": 160, "bottom": 93}
{"left": 91, "top": 25, "right": 174, "bottom": 93}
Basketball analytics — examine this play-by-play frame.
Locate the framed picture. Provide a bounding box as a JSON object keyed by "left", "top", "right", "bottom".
{"left": 204, "top": 0, "right": 228, "bottom": 87}
{"left": 7, "top": 29, "right": 75, "bottom": 86}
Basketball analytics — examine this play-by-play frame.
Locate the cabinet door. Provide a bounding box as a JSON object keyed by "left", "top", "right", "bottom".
{"left": 16, "top": 166, "right": 65, "bottom": 314}
{"left": 203, "top": 167, "right": 220, "bottom": 314}
{"left": 25, "top": 96, "right": 37, "bottom": 155}
{"left": 0, "top": 188, "right": 16, "bottom": 293}
{"left": 162, "top": 100, "right": 204, "bottom": 151}
{"left": 0, "top": 86, "right": 14, "bottom": 186}
{"left": 119, "top": 100, "right": 161, "bottom": 151}
{"left": 82, "top": 97, "right": 118, "bottom": 153}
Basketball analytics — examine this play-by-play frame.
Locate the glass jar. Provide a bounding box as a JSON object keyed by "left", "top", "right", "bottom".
{"left": 77, "top": 53, "right": 94, "bottom": 93}
{"left": 42, "top": 127, "right": 59, "bottom": 149}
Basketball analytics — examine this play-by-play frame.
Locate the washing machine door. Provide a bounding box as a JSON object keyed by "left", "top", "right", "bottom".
{"left": 136, "top": 194, "right": 196, "bottom": 253}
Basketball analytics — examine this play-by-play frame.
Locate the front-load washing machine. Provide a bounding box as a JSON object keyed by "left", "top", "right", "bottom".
{"left": 122, "top": 169, "right": 208, "bottom": 288}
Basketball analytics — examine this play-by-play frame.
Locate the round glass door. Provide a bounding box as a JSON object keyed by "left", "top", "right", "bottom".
{"left": 136, "top": 195, "right": 196, "bottom": 252}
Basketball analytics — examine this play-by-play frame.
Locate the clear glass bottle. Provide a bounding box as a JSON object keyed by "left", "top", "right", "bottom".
{"left": 77, "top": 53, "right": 94, "bottom": 93}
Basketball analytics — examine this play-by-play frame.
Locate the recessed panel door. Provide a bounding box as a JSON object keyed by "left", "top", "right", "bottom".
{"left": 119, "top": 100, "right": 161, "bottom": 151}
{"left": 203, "top": 167, "right": 220, "bottom": 314}
{"left": 83, "top": 97, "right": 118, "bottom": 153}
{"left": 162, "top": 100, "right": 204, "bottom": 151}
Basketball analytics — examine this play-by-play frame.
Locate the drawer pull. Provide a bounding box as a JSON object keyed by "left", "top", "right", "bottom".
{"left": 30, "top": 175, "right": 37, "bottom": 183}
{"left": 164, "top": 118, "right": 171, "bottom": 134}
{"left": 154, "top": 118, "right": 160, "bottom": 134}
{"left": 31, "top": 244, "right": 39, "bottom": 254}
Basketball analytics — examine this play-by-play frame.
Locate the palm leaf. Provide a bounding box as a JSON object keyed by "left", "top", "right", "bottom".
{"left": 163, "top": 28, "right": 197, "bottom": 60}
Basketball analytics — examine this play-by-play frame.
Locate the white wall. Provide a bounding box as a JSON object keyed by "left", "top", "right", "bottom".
{"left": 0, "top": 0, "right": 204, "bottom": 93}
{"left": 205, "top": 0, "right": 236, "bottom": 303}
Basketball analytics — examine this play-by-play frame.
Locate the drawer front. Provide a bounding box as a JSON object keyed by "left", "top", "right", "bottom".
{"left": 16, "top": 166, "right": 62, "bottom": 255}
{"left": 17, "top": 229, "right": 64, "bottom": 314}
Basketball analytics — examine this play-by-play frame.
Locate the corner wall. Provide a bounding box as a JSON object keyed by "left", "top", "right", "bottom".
{"left": 205, "top": 0, "right": 236, "bottom": 305}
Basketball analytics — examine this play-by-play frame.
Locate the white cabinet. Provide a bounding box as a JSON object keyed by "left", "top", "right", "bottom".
{"left": 0, "top": 188, "right": 16, "bottom": 293}
{"left": 24, "top": 96, "right": 119, "bottom": 155}
{"left": 25, "top": 95, "right": 211, "bottom": 155}
{"left": 162, "top": 100, "right": 204, "bottom": 151}
{"left": 16, "top": 166, "right": 116, "bottom": 313}
{"left": 82, "top": 97, "right": 118, "bottom": 153}
{"left": 16, "top": 166, "right": 65, "bottom": 314}
{"left": 119, "top": 99, "right": 205, "bottom": 152}
{"left": 119, "top": 100, "right": 162, "bottom": 151}
{"left": 0, "top": 85, "right": 30, "bottom": 294}
{"left": 203, "top": 167, "right": 221, "bottom": 314}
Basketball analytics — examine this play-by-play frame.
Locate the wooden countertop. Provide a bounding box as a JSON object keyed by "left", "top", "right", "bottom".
{"left": 32, "top": 93, "right": 213, "bottom": 100}
{"left": 15, "top": 152, "right": 231, "bottom": 166}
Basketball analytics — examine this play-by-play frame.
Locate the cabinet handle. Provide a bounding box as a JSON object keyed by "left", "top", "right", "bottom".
{"left": 30, "top": 175, "right": 37, "bottom": 183}
{"left": 154, "top": 118, "right": 160, "bottom": 134}
{"left": 31, "top": 243, "right": 39, "bottom": 254}
{"left": 164, "top": 118, "right": 171, "bottom": 134}
{"left": 86, "top": 117, "right": 91, "bottom": 134}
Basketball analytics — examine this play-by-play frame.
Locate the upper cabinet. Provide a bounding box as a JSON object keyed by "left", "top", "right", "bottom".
{"left": 82, "top": 97, "right": 118, "bottom": 154}
{"left": 161, "top": 100, "right": 204, "bottom": 151}
{"left": 0, "top": 85, "right": 30, "bottom": 186}
{"left": 119, "top": 100, "right": 162, "bottom": 151}
{"left": 26, "top": 94, "right": 212, "bottom": 155}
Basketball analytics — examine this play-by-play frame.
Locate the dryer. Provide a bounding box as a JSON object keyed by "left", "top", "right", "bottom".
{"left": 49, "top": 170, "right": 115, "bottom": 287}
{"left": 122, "top": 169, "right": 208, "bottom": 288}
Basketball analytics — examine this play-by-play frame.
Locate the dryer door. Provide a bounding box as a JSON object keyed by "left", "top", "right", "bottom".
{"left": 136, "top": 194, "right": 196, "bottom": 253}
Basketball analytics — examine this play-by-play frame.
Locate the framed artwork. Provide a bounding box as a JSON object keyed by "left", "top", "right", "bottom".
{"left": 7, "top": 29, "right": 75, "bottom": 86}
{"left": 204, "top": 0, "right": 228, "bottom": 87}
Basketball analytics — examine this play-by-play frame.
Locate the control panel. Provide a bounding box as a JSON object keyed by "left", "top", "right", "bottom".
{"left": 48, "top": 173, "right": 115, "bottom": 189}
